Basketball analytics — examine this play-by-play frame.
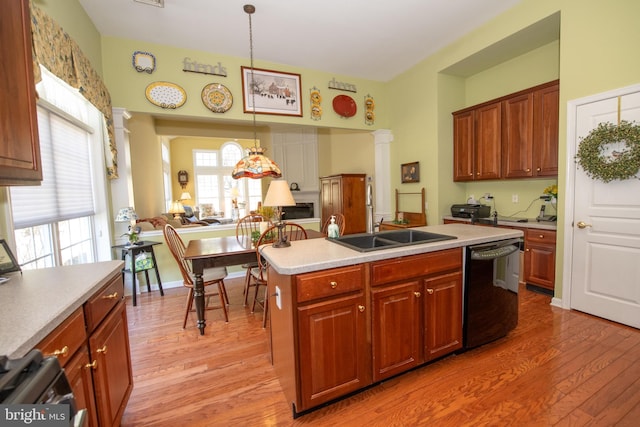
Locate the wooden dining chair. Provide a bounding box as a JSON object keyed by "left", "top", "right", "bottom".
{"left": 321, "top": 213, "right": 346, "bottom": 236}
{"left": 251, "top": 223, "right": 308, "bottom": 328}
{"left": 236, "top": 214, "right": 270, "bottom": 306}
{"left": 163, "top": 224, "right": 229, "bottom": 327}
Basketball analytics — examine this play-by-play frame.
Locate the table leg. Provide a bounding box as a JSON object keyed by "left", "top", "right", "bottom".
{"left": 150, "top": 248, "right": 164, "bottom": 296}
{"left": 130, "top": 249, "right": 137, "bottom": 307}
{"left": 192, "top": 260, "right": 206, "bottom": 335}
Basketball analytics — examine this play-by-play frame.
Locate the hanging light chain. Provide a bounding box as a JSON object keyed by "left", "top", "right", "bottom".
{"left": 245, "top": 4, "right": 258, "bottom": 148}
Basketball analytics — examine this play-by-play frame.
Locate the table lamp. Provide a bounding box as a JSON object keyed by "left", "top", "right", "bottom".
{"left": 168, "top": 201, "right": 185, "bottom": 220}
{"left": 263, "top": 180, "right": 296, "bottom": 247}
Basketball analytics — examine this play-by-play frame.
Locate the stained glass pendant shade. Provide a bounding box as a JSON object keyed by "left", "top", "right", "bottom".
{"left": 231, "top": 4, "right": 282, "bottom": 180}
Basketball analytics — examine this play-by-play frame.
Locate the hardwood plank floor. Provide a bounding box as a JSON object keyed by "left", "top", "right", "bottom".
{"left": 121, "top": 278, "right": 640, "bottom": 426}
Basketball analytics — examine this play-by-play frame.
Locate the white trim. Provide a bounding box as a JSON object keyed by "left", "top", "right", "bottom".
{"left": 563, "top": 82, "right": 640, "bottom": 310}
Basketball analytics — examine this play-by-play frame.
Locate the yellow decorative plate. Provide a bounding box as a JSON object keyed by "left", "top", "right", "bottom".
{"left": 145, "top": 82, "right": 187, "bottom": 109}
{"left": 201, "top": 83, "right": 233, "bottom": 113}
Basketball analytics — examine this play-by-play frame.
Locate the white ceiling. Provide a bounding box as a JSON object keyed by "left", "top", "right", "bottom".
{"left": 78, "top": 0, "right": 527, "bottom": 82}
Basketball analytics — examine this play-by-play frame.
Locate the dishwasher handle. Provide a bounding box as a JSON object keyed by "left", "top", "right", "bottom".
{"left": 470, "top": 244, "right": 519, "bottom": 260}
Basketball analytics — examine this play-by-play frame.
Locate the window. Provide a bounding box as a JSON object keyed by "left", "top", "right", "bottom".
{"left": 9, "top": 67, "right": 109, "bottom": 269}
{"left": 193, "top": 142, "right": 262, "bottom": 216}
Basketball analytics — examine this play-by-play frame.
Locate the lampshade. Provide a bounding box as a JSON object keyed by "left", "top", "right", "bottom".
{"left": 179, "top": 192, "right": 192, "bottom": 201}
{"left": 231, "top": 5, "right": 282, "bottom": 180}
{"left": 263, "top": 180, "right": 296, "bottom": 207}
{"left": 115, "top": 207, "right": 138, "bottom": 223}
{"left": 168, "top": 201, "right": 185, "bottom": 214}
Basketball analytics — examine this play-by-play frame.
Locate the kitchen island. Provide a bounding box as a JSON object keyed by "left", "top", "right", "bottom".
{"left": 261, "top": 223, "right": 522, "bottom": 417}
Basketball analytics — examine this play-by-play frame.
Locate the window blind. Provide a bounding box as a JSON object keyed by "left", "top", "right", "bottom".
{"left": 11, "top": 106, "right": 95, "bottom": 229}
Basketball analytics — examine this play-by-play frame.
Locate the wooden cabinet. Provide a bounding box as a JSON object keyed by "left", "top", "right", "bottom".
{"left": 453, "top": 103, "right": 502, "bottom": 181}
{"left": 524, "top": 228, "right": 556, "bottom": 291}
{"left": 370, "top": 248, "right": 462, "bottom": 381}
{"left": 423, "top": 271, "right": 463, "bottom": 361}
{"left": 37, "top": 272, "right": 132, "bottom": 427}
{"left": 295, "top": 265, "right": 370, "bottom": 412}
{"left": 453, "top": 80, "right": 559, "bottom": 181}
{"left": 320, "top": 174, "right": 366, "bottom": 234}
{"left": 532, "top": 83, "right": 560, "bottom": 177}
{"left": 0, "top": 0, "right": 42, "bottom": 185}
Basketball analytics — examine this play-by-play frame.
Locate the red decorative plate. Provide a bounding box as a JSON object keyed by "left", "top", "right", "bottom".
{"left": 332, "top": 95, "right": 357, "bottom": 118}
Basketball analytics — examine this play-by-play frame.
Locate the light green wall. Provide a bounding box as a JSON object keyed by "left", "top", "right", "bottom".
{"left": 32, "top": 0, "right": 103, "bottom": 74}
{"left": 318, "top": 129, "right": 375, "bottom": 178}
{"left": 100, "top": 37, "right": 388, "bottom": 131}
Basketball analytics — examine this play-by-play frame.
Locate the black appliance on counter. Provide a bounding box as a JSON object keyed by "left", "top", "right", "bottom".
{"left": 0, "top": 349, "right": 86, "bottom": 426}
{"left": 451, "top": 204, "right": 491, "bottom": 219}
{"left": 462, "top": 238, "right": 521, "bottom": 350}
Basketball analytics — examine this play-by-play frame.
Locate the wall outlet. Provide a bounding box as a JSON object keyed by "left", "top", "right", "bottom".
{"left": 275, "top": 285, "right": 282, "bottom": 310}
{"left": 512, "top": 194, "right": 519, "bottom": 203}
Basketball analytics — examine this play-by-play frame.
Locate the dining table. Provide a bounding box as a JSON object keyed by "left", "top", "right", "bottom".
{"left": 183, "top": 228, "right": 324, "bottom": 334}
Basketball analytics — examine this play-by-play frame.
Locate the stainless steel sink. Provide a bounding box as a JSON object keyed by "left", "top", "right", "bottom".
{"left": 329, "top": 229, "right": 457, "bottom": 252}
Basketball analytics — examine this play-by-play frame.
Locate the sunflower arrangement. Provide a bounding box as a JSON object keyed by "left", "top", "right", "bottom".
{"left": 543, "top": 184, "right": 558, "bottom": 200}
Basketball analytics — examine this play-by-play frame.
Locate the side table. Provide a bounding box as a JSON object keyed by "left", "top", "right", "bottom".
{"left": 112, "top": 241, "right": 164, "bottom": 306}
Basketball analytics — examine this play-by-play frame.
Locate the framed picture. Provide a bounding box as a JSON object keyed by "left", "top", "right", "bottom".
{"left": 401, "top": 162, "right": 420, "bottom": 183}
{"left": 241, "top": 66, "right": 302, "bottom": 117}
{"left": 0, "top": 239, "right": 21, "bottom": 275}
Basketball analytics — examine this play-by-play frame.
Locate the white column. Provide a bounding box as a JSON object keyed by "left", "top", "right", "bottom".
{"left": 372, "top": 129, "right": 393, "bottom": 224}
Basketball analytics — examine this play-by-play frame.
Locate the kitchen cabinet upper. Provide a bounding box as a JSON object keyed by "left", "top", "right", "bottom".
{"left": 0, "top": 0, "right": 42, "bottom": 185}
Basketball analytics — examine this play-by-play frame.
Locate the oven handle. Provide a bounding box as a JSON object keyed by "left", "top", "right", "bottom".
{"left": 470, "top": 244, "right": 519, "bottom": 260}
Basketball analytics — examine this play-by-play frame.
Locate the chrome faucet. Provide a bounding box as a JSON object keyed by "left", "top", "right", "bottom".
{"left": 366, "top": 182, "right": 374, "bottom": 233}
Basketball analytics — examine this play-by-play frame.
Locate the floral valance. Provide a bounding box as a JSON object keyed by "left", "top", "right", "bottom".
{"left": 29, "top": 1, "right": 118, "bottom": 179}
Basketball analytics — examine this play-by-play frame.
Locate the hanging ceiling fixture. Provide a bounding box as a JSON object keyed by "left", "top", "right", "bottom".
{"left": 232, "top": 4, "right": 282, "bottom": 180}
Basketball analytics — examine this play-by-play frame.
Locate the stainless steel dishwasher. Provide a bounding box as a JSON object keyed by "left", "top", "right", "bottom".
{"left": 463, "top": 238, "right": 521, "bottom": 350}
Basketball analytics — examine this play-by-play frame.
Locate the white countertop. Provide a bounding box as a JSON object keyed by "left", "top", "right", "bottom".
{"left": 262, "top": 223, "right": 523, "bottom": 275}
{"left": 0, "top": 261, "right": 123, "bottom": 359}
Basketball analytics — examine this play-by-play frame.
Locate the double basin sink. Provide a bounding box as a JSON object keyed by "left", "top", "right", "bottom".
{"left": 329, "top": 229, "right": 457, "bottom": 252}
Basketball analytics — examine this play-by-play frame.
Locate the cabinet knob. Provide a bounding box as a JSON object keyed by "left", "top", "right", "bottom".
{"left": 539, "top": 234, "right": 544, "bottom": 239}
{"left": 536, "top": 167, "right": 541, "bottom": 172}
{"left": 526, "top": 168, "right": 531, "bottom": 172}
{"left": 330, "top": 281, "right": 338, "bottom": 289}
{"left": 101, "top": 292, "right": 119, "bottom": 300}
{"left": 97, "top": 345, "right": 108, "bottom": 355}
{"left": 358, "top": 305, "right": 365, "bottom": 312}
{"left": 414, "top": 291, "right": 421, "bottom": 298}
{"left": 525, "top": 248, "right": 530, "bottom": 252}
{"left": 426, "top": 288, "right": 434, "bottom": 295}
{"left": 48, "top": 345, "right": 69, "bottom": 358}
{"left": 85, "top": 360, "right": 97, "bottom": 370}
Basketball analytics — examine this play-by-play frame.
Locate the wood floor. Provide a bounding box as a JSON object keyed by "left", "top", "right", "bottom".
{"left": 121, "top": 277, "right": 640, "bottom": 426}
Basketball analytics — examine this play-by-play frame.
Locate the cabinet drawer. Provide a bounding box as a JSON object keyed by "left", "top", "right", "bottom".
{"left": 37, "top": 307, "right": 85, "bottom": 368}
{"left": 84, "top": 273, "right": 124, "bottom": 333}
{"left": 371, "top": 248, "right": 462, "bottom": 286}
{"left": 526, "top": 229, "right": 556, "bottom": 244}
{"left": 296, "top": 265, "right": 364, "bottom": 303}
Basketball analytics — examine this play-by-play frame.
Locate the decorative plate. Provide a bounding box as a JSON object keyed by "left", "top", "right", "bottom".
{"left": 145, "top": 82, "right": 187, "bottom": 109}
{"left": 201, "top": 83, "right": 233, "bottom": 113}
{"left": 333, "top": 95, "right": 357, "bottom": 118}
{"left": 132, "top": 51, "right": 156, "bottom": 73}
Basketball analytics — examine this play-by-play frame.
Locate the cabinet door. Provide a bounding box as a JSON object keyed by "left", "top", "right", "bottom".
{"left": 475, "top": 102, "right": 502, "bottom": 180}
{"left": 66, "top": 347, "right": 99, "bottom": 427}
{"left": 423, "top": 272, "right": 463, "bottom": 361}
{"left": 372, "top": 281, "right": 422, "bottom": 381}
{"left": 0, "top": 0, "right": 41, "bottom": 185}
{"left": 88, "top": 301, "right": 133, "bottom": 427}
{"left": 524, "top": 242, "right": 555, "bottom": 290}
{"left": 453, "top": 110, "right": 475, "bottom": 181}
{"left": 502, "top": 93, "right": 534, "bottom": 178}
{"left": 533, "top": 83, "right": 559, "bottom": 176}
{"left": 297, "top": 292, "right": 369, "bottom": 411}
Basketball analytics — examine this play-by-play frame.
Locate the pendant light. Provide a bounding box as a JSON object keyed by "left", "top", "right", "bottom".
{"left": 232, "top": 4, "right": 282, "bottom": 180}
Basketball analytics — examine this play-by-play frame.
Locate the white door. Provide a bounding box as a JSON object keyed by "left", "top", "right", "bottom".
{"left": 568, "top": 88, "right": 640, "bottom": 328}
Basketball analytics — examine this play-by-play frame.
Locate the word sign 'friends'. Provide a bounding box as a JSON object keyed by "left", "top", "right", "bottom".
{"left": 183, "top": 58, "right": 227, "bottom": 77}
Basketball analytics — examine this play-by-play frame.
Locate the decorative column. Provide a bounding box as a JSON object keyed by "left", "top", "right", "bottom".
{"left": 372, "top": 129, "right": 393, "bottom": 225}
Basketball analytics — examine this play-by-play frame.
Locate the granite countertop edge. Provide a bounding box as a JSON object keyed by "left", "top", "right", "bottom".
{"left": 0, "top": 260, "right": 124, "bottom": 359}
{"left": 262, "top": 223, "right": 523, "bottom": 275}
